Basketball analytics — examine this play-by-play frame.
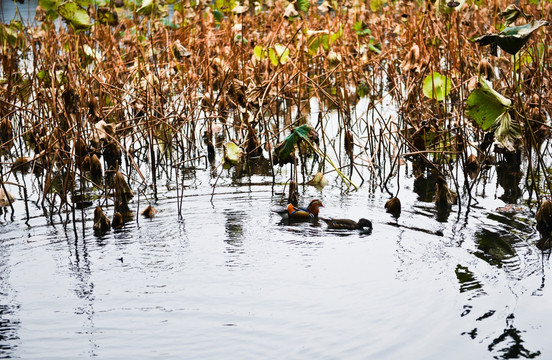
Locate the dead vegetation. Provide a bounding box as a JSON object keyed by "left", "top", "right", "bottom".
{"left": 0, "top": 0, "right": 551, "bottom": 236}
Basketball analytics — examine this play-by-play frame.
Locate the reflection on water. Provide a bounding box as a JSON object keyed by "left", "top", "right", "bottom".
{"left": 488, "top": 314, "right": 541, "bottom": 359}
{"left": 474, "top": 229, "right": 516, "bottom": 268}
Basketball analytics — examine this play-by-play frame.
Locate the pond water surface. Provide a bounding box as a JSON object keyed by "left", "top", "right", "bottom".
{"left": 0, "top": 157, "right": 550, "bottom": 359}
{"left": 1, "top": 2, "right": 552, "bottom": 359}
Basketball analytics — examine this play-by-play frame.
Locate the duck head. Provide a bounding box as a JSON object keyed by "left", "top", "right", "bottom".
{"left": 307, "top": 199, "right": 324, "bottom": 217}
{"left": 357, "top": 218, "right": 372, "bottom": 229}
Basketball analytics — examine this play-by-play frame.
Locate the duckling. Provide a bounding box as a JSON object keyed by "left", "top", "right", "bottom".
{"left": 321, "top": 217, "right": 372, "bottom": 230}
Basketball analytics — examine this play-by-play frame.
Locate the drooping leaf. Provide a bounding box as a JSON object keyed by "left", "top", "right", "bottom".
{"left": 234, "top": 33, "right": 247, "bottom": 45}
{"left": 222, "top": 142, "right": 243, "bottom": 169}
{"left": 277, "top": 125, "right": 312, "bottom": 164}
{"left": 499, "top": 5, "right": 529, "bottom": 27}
{"left": 493, "top": 111, "right": 521, "bottom": 151}
{"left": 274, "top": 44, "right": 289, "bottom": 63}
{"left": 0, "top": 188, "right": 16, "bottom": 207}
{"left": 58, "top": 2, "right": 92, "bottom": 30}
{"left": 370, "top": 0, "right": 387, "bottom": 12}
{"left": 320, "top": 33, "right": 330, "bottom": 51}
{"left": 465, "top": 77, "right": 512, "bottom": 131}
{"left": 512, "top": 51, "right": 532, "bottom": 73}
{"left": 307, "top": 172, "right": 329, "bottom": 188}
{"left": 138, "top": 0, "right": 167, "bottom": 16}
{"left": 473, "top": 19, "right": 550, "bottom": 55}
{"left": 422, "top": 72, "right": 451, "bottom": 101}
{"left": 232, "top": 5, "right": 248, "bottom": 14}
{"left": 368, "top": 39, "right": 382, "bottom": 54}
{"left": 283, "top": 3, "right": 299, "bottom": 18}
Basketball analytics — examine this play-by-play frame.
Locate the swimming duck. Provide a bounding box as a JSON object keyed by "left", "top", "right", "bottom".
{"left": 321, "top": 217, "right": 372, "bottom": 230}
{"left": 283, "top": 199, "right": 324, "bottom": 220}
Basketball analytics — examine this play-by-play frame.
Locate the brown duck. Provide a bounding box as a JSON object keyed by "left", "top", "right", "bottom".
{"left": 321, "top": 217, "right": 372, "bottom": 230}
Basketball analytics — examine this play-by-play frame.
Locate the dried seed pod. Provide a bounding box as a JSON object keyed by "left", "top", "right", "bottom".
{"left": 93, "top": 206, "right": 110, "bottom": 233}
{"left": 434, "top": 176, "right": 458, "bottom": 207}
{"left": 478, "top": 58, "right": 496, "bottom": 81}
{"left": 90, "top": 154, "right": 102, "bottom": 180}
{"left": 288, "top": 180, "right": 299, "bottom": 207}
{"left": 207, "top": 140, "right": 215, "bottom": 163}
{"left": 81, "top": 154, "right": 91, "bottom": 173}
{"left": 344, "top": 130, "right": 354, "bottom": 160}
{"left": 112, "top": 212, "right": 124, "bottom": 229}
{"left": 114, "top": 170, "right": 133, "bottom": 213}
{"left": 103, "top": 141, "right": 121, "bottom": 170}
{"left": 466, "top": 154, "right": 479, "bottom": 173}
{"left": 141, "top": 205, "right": 158, "bottom": 218}
{"left": 401, "top": 44, "right": 420, "bottom": 72}
{"left": 62, "top": 88, "right": 79, "bottom": 115}
{"left": 0, "top": 118, "right": 13, "bottom": 150}
{"left": 536, "top": 199, "right": 552, "bottom": 237}
{"left": 75, "top": 136, "right": 88, "bottom": 159}
{"left": 385, "top": 197, "right": 401, "bottom": 218}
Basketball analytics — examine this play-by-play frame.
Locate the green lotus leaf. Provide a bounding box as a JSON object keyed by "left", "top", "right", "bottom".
{"left": 278, "top": 124, "right": 311, "bottom": 164}
{"left": 465, "top": 77, "right": 512, "bottom": 131}
{"left": 58, "top": 2, "right": 92, "bottom": 30}
{"left": 473, "top": 19, "right": 550, "bottom": 55}
{"left": 422, "top": 72, "right": 451, "bottom": 102}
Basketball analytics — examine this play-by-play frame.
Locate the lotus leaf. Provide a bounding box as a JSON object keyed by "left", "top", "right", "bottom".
{"left": 473, "top": 19, "right": 550, "bottom": 55}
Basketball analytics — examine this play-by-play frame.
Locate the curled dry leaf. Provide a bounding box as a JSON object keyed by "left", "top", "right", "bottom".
{"left": 307, "top": 172, "right": 329, "bottom": 188}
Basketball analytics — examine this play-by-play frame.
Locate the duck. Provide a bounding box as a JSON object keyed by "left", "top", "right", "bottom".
{"left": 321, "top": 217, "right": 372, "bottom": 230}
{"left": 280, "top": 199, "right": 324, "bottom": 221}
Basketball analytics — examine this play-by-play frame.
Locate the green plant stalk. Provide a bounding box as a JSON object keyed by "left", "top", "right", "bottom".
{"left": 301, "top": 138, "right": 358, "bottom": 191}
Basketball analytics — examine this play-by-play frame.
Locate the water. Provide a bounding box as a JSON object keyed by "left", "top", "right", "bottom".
{"left": 1, "top": 3, "right": 550, "bottom": 359}
{"left": 0, "top": 1, "right": 38, "bottom": 24}
{"left": 0, "top": 156, "right": 549, "bottom": 359}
